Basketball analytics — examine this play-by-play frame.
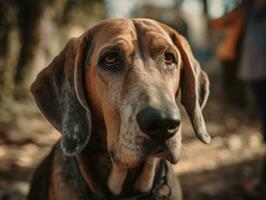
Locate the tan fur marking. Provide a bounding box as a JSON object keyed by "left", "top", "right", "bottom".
{"left": 135, "top": 157, "right": 159, "bottom": 192}
{"left": 107, "top": 163, "right": 128, "bottom": 195}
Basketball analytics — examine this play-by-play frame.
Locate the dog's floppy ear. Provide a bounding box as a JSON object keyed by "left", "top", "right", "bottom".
{"left": 173, "top": 33, "right": 211, "bottom": 144}
{"left": 31, "top": 33, "right": 92, "bottom": 155}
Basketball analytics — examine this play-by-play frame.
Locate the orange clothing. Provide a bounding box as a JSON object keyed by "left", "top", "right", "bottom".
{"left": 211, "top": 6, "right": 246, "bottom": 61}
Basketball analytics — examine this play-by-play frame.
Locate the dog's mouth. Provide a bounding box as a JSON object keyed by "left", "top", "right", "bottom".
{"left": 141, "top": 136, "right": 179, "bottom": 165}
{"left": 150, "top": 142, "right": 179, "bottom": 164}
{"left": 110, "top": 128, "right": 180, "bottom": 168}
{"left": 110, "top": 137, "right": 179, "bottom": 169}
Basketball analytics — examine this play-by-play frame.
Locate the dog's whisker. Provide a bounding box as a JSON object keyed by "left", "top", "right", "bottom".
{"left": 180, "top": 147, "right": 189, "bottom": 160}
{"left": 182, "top": 136, "right": 192, "bottom": 144}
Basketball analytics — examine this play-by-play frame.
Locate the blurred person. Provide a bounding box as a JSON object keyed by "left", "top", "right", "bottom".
{"left": 240, "top": 0, "right": 266, "bottom": 142}
{"left": 211, "top": 3, "right": 246, "bottom": 106}
{"left": 212, "top": 0, "right": 266, "bottom": 199}
{"left": 239, "top": 0, "right": 266, "bottom": 198}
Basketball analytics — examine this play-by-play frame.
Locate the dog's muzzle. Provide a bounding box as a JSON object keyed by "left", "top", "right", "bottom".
{"left": 136, "top": 106, "right": 181, "bottom": 141}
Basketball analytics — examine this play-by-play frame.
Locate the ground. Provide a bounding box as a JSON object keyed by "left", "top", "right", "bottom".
{"left": 0, "top": 94, "right": 265, "bottom": 200}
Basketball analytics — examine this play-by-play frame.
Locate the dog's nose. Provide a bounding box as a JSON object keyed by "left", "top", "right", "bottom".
{"left": 136, "top": 107, "right": 180, "bottom": 140}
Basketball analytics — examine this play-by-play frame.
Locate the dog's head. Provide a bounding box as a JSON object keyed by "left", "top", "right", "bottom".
{"left": 31, "top": 19, "right": 210, "bottom": 169}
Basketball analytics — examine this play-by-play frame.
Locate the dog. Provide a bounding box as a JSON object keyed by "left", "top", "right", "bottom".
{"left": 28, "top": 18, "right": 210, "bottom": 200}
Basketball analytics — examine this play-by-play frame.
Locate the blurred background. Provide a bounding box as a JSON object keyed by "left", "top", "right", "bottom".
{"left": 0, "top": 0, "right": 266, "bottom": 199}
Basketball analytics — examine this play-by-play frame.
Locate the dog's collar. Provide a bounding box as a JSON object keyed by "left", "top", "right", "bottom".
{"left": 70, "top": 158, "right": 171, "bottom": 200}
{"left": 119, "top": 161, "right": 171, "bottom": 200}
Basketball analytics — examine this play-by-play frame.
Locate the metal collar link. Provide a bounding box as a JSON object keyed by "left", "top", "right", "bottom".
{"left": 151, "top": 161, "right": 171, "bottom": 200}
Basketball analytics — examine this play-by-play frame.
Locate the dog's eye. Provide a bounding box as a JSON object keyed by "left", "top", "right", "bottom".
{"left": 164, "top": 52, "right": 175, "bottom": 65}
{"left": 99, "top": 52, "right": 123, "bottom": 72}
{"left": 103, "top": 53, "right": 118, "bottom": 66}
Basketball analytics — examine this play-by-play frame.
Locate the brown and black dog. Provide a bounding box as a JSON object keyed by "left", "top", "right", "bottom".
{"left": 28, "top": 18, "right": 210, "bottom": 200}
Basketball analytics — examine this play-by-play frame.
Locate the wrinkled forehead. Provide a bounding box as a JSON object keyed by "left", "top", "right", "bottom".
{"left": 90, "top": 19, "right": 173, "bottom": 55}
{"left": 92, "top": 19, "right": 136, "bottom": 48}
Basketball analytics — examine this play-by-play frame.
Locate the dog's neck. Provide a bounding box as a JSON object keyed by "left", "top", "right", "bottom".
{"left": 107, "top": 157, "right": 159, "bottom": 195}
{"left": 76, "top": 118, "right": 161, "bottom": 197}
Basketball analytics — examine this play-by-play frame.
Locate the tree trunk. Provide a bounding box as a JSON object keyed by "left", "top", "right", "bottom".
{"left": 15, "top": 0, "right": 46, "bottom": 86}
{"left": 0, "top": 1, "right": 13, "bottom": 89}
